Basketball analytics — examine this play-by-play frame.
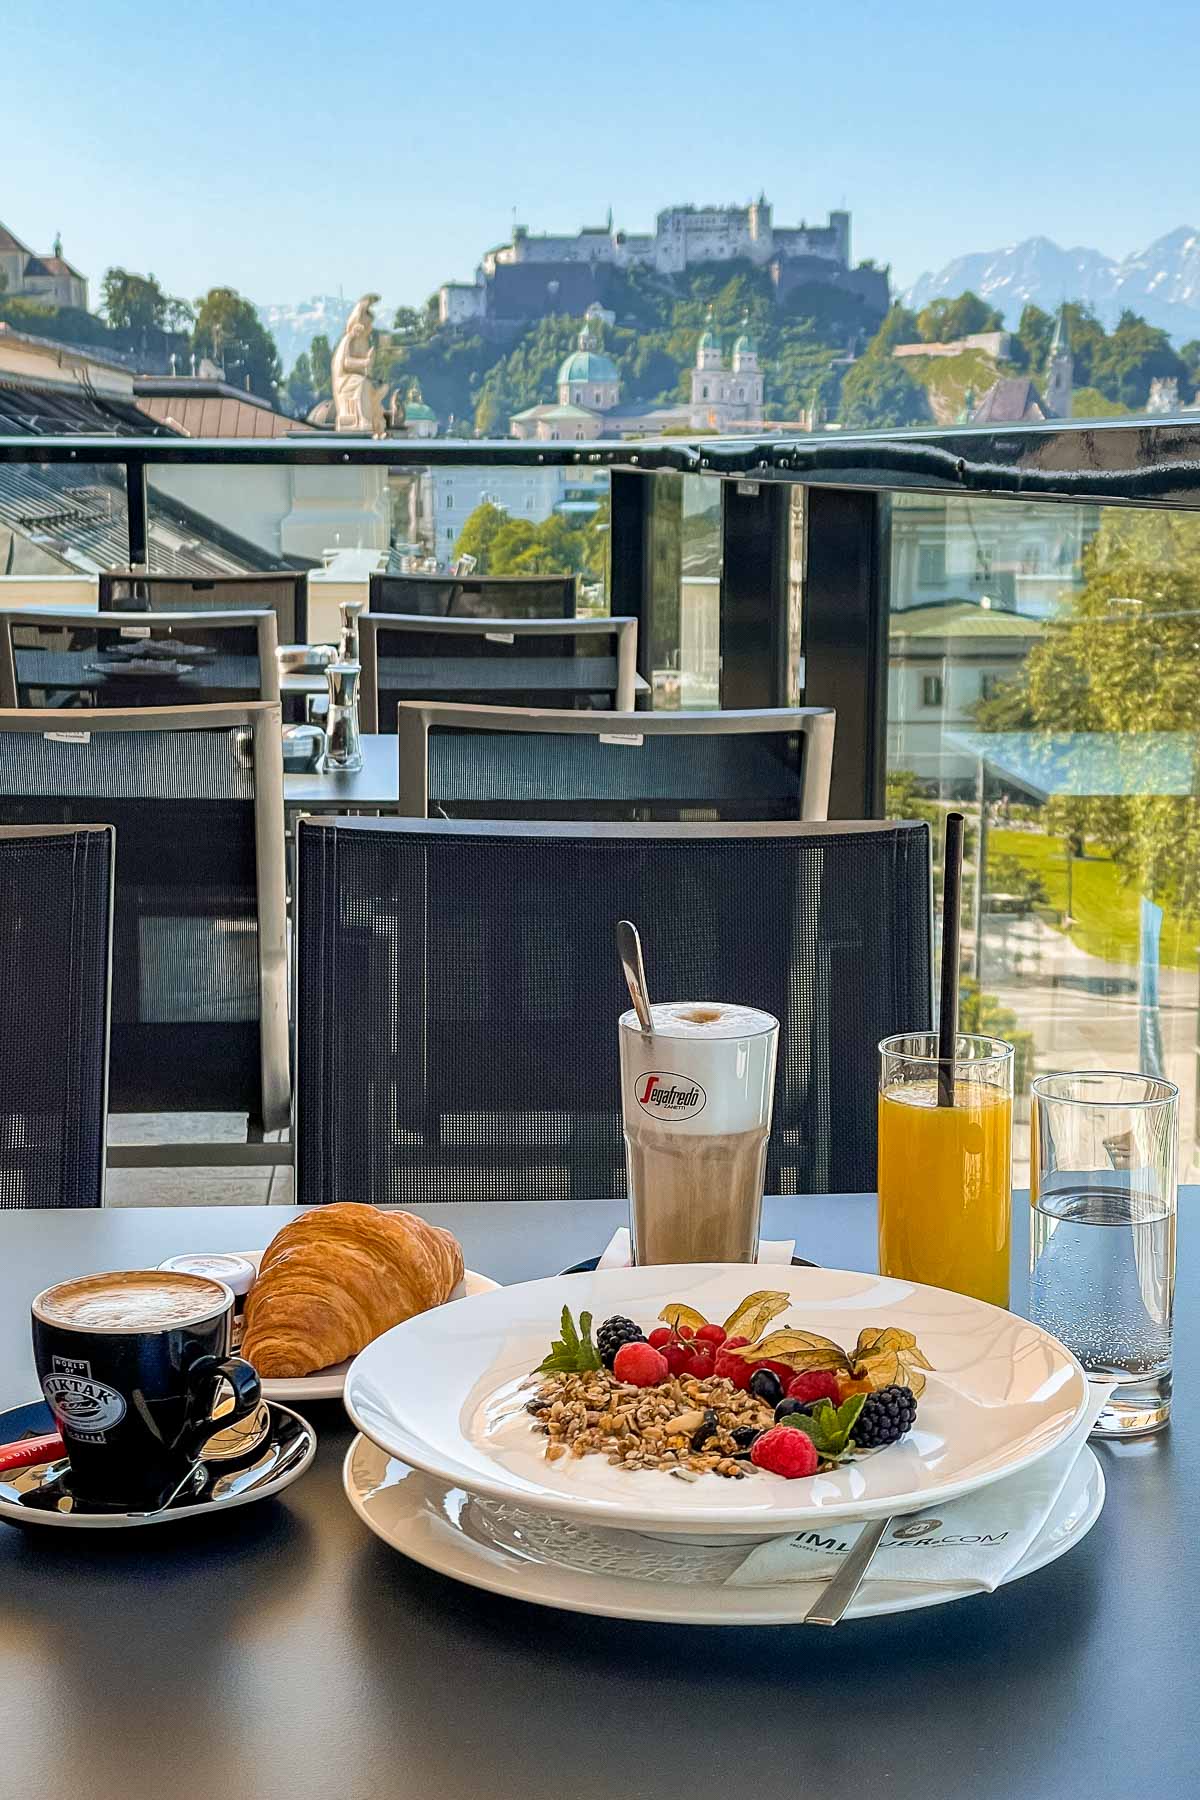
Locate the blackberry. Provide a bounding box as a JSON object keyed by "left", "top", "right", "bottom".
{"left": 853, "top": 1384, "right": 917, "bottom": 1450}
{"left": 596, "top": 1315, "right": 646, "bottom": 1368}
{"left": 731, "top": 1425, "right": 763, "bottom": 1451}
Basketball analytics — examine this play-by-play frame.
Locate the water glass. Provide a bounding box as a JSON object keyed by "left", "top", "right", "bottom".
{"left": 1030, "top": 1071, "right": 1178, "bottom": 1436}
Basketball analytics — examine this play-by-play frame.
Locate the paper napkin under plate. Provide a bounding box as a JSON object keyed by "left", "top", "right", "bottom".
{"left": 726, "top": 1379, "right": 1114, "bottom": 1594}
{"left": 597, "top": 1228, "right": 797, "bottom": 1269}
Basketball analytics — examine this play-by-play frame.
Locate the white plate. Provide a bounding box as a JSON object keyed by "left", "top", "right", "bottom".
{"left": 345, "top": 1264, "right": 1089, "bottom": 1536}
{"left": 342, "top": 1435, "right": 1105, "bottom": 1625}
{"left": 164, "top": 1253, "right": 499, "bottom": 1402}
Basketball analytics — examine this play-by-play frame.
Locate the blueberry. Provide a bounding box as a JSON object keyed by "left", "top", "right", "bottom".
{"left": 774, "top": 1396, "right": 810, "bottom": 1422}
{"left": 731, "top": 1425, "right": 762, "bottom": 1450}
{"left": 749, "top": 1368, "right": 784, "bottom": 1408}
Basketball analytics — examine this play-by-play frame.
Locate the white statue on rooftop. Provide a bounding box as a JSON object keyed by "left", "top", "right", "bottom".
{"left": 332, "top": 293, "right": 385, "bottom": 434}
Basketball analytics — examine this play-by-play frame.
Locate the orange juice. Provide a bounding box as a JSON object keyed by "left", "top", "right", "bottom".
{"left": 877, "top": 1079, "right": 1012, "bottom": 1307}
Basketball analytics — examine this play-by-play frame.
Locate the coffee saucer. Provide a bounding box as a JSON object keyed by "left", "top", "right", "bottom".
{"left": 0, "top": 1399, "right": 316, "bottom": 1531}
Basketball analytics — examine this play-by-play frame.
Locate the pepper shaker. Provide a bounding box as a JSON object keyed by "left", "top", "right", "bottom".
{"left": 319, "top": 661, "right": 364, "bottom": 772}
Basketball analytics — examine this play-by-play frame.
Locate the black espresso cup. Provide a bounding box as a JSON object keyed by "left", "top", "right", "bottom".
{"left": 32, "top": 1269, "right": 262, "bottom": 1512}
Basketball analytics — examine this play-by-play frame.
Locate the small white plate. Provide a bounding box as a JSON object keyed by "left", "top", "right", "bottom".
{"left": 345, "top": 1264, "right": 1090, "bottom": 1536}
{"left": 342, "top": 1436, "right": 1105, "bottom": 1626}
{"left": 235, "top": 1254, "right": 499, "bottom": 1402}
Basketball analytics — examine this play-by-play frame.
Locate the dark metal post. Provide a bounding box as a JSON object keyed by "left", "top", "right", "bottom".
{"left": 608, "top": 470, "right": 648, "bottom": 646}
{"left": 125, "top": 459, "right": 148, "bottom": 568}
{"left": 719, "top": 480, "right": 789, "bottom": 709}
{"left": 801, "top": 487, "right": 889, "bottom": 819}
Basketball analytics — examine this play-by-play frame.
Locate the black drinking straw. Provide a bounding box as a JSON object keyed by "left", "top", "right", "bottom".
{"left": 937, "top": 812, "right": 965, "bottom": 1108}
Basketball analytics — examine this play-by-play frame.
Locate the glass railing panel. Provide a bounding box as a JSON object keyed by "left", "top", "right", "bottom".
{"left": 0, "top": 458, "right": 126, "bottom": 611}
{"left": 644, "top": 471, "right": 722, "bottom": 708}
{"left": 885, "top": 491, "right": 1200, "bottom": 1184}
{"left": 143, "top": 462, "right": 610, "bottom": 641}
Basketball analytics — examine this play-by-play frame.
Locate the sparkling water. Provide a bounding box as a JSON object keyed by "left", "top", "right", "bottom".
{"left": 1030, "top": 1184, "right": 1174, "bottom": 1427}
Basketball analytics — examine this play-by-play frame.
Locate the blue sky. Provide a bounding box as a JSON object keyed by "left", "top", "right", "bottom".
{"left": 7, "top": 0, "right": 1199, "bottom": 309}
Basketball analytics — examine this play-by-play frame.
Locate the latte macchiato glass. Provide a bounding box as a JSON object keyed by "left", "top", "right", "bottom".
{"left": 32, "top": 1269, "right": 262, "bottom": 1512}
{"left": 620, "top": 1002, "right": 779, "bottom": 1265}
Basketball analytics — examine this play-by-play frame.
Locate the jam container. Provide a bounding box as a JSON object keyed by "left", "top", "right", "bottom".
{"left": 157, "top": 1253, "right": 257, "bottom": 1350}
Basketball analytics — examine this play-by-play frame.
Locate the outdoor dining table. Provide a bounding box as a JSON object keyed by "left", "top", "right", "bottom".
{"left": 0, "top": 1192, "right": 1191, "bottom": 1800}
{"left": 283, "top": 731, "right": 398, "bottom": 811}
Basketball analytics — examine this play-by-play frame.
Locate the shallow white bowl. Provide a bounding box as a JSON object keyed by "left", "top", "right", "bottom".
{"left": 344, "top": 1264, "right": 1088, "bottom": 1536}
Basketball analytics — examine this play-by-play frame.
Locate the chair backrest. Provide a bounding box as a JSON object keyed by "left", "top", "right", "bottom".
{"left": 99, "top": 570, "right": 308, "bottom": 645}
{"left": 361, "top": 615, "right": 638, "bottom": 732}
{"left": 395, "top": 703, "right": 836, "bottom": 822}
{"left": 0, "top": 704, "right": 288, "bottom": 1131}
{"left": 369, "top": 571, "right": 576, "bottom": 621}
{"left": 294, "top": 815, "right": 931, "bottom": 1205}
{"left": 0, "top": 823, "right": 113, "bottom": 1208}
{"left": 0, "top": 609, "right": 280, "bottom": 710}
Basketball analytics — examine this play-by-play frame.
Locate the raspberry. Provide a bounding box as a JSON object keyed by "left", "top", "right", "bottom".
{"left": 750, "top": 1424, "right": 820, "bottom": 1479}
{"left": 713, "top": 1336, "right": 753, "bottom": 1389}
{"left": 786, "top": 1371, "right": 843, "bottom": 1407}
{"left": 695, "top": 1323, "right": 727, "bottom": 1346}
{"left": 612, "top": 1341, "right": 669, "bottom": 1387}
{"left": 647, "top": 1327, "right": 673, "bottom": 1348}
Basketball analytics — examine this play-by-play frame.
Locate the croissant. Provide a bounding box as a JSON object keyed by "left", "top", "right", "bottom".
{"left": 242, "top": 1203, "right": 465, "bottom": 1378}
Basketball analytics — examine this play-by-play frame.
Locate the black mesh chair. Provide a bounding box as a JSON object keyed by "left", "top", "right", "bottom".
{"left": 369, "top": 571, "right": 576, "bottom": 621}
{"left": 0, "top": 704, "right": 288, "bottom": 1157}
{"left": 0, "top": 824, "right": 114, "bottom": 1208}
{"left": 100, "top": 570, "right": 308, "bottom": 646}
{"left": 395, "top": 702, "right": 836, "bottom": 822}
{"left": 361, "top": 616, "right": 638, "bottom": 732}
{"left": 294, "top": 816, "right": 931, "bottom": 1205}
{"left": 0, "top": 609, "right": 280, "bottom": 710}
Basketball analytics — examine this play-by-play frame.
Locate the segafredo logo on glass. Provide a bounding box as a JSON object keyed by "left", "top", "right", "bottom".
{"left": 634, "top": 1071, "right": 707, "bottom": 1121}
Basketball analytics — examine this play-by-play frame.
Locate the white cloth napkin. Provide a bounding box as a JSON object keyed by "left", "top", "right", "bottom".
{"left": 725, "top": 1379, "right": 1114, "bottom": 1594}
{"left": 596, "top": 1227, "right": 797, "bottom": 1269}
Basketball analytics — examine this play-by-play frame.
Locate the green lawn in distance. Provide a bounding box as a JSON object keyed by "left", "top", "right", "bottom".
{"left": 988, "top": 827, "right": 1200, "bottom": 973}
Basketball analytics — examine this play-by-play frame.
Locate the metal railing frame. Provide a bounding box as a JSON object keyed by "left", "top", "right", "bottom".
{"left": 7, "top": 417, "right": 1200, "bottom": 817}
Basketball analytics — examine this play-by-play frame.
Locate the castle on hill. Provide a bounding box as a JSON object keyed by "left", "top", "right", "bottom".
{"left": 440, "top": 198, "right": 887, "bottom": 332}
{"left": 509, "top": 306, "right": 766, "bottom": 440}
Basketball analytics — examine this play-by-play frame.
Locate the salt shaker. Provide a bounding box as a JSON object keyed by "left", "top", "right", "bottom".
{"left": 320, "top": 661, "right": 364, "bottom": 772}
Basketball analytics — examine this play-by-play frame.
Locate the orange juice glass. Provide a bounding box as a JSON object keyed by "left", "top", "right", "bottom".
{"left": 877, "top": 1033, "right": 1014, "bottom": 1307}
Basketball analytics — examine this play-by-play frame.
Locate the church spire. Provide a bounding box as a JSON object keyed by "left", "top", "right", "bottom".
{"left": 1045, "top": 302, "right": 1073, "bottom": 419}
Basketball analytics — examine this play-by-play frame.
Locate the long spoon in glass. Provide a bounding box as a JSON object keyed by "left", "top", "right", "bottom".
{"left": 616, "top": 920, "right": 653, "bottom": 1034}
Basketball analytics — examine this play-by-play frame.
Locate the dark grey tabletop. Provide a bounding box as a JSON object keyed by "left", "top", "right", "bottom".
{"left": 0, "top": 1195, "right": 1189, "bottom": 1800}
{"left": 284, "top": 732, "right": 397, "bottom": 810}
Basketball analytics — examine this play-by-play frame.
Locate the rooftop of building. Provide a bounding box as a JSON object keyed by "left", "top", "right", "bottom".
{"left": 133, "top": 377, "right": 313, "bottom": 439}
{"left": 889, "top": 599, "right": 1046, "bottom": 640}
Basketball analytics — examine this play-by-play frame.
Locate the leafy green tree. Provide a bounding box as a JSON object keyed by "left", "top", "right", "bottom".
{"left": 1012, "top": 303, "right": 1054, "bottom": 373}
{"left": 284, "top": 352, "right": 317, "bottom": 418}
{"left": 1071, "top": 385, "right": 1129, "bottom": 419}
{"left": 1019, "top": 510, "right": 1200, "bottom": 916}
{"left": 915, "top": 292, "right": 1004, "bottom": 343}
{"left": 451, "top": 502, "right": 508, "bottom": 570}
{"left": 839, "top": 351, "right": 927, "bottom": 429}
{"left": 192, "top": 287, "right": 281, "bottom": 400}
{"left": 101, "top": 267, "right": 192, "bottom": 337}
{"left": 308, "top": 333, "right": 333, "bottom": 399}
{"left": 1090, "top": 310, "right": 1188, "bottom": 408}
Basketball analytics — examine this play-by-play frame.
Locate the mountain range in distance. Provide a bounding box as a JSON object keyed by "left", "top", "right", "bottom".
{"left": 902, "top": 227, "right": 1200, "bottom": 340}
{"left": 255, "top": 227, "right": 1200, "bottom": 368}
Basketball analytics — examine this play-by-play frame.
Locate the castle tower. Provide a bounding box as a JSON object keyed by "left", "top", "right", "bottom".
{"left": 1045, "top": 304, "right": 1073, "bottom": 418}
{"left": 695, "top": 306, "right": 722, "bottom": 372}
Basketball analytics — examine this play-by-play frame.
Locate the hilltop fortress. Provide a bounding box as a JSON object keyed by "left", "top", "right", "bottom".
{"left": 438, "top": 198, "right": 887, "bottom": 330}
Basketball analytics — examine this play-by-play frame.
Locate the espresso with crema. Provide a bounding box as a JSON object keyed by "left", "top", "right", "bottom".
{"left": 619, "top": 1001, "right": 780, "bottom": 1266}
{"left": 34, "top": 1270, "right": 229, "bottom": 1333}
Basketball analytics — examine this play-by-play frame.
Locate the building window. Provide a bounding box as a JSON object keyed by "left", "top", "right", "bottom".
{"left": 525, "top": 497, "right": 534, "bottom": 510}
{"left": 445, "top": 495, "right": 453, "bottom": 510}
{"left": 980, "top": 673, "right": 1003, "bottom": 701}
{"left": 917, "top": 542, "right": 946, "bottom": 586}
{"left": 922, "top": 675, "right": 944, "bottom": 708}
{"left": 702, "top": 385, "right": 709, "bottom": 399}
{"left": 446, "top": 527, "right": 455, "bottom": 541}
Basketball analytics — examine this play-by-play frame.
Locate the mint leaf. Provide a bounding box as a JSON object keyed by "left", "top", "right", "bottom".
{"left": 536, "top": 1306, "right": 601, "bottom": 1374}
{"left": 779, "top": 1392, "right": 867, "bottom": 1461}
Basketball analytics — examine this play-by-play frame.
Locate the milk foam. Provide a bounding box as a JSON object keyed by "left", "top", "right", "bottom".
{"left": 620, "top": 1001, "right": 777, "bottom": 1040}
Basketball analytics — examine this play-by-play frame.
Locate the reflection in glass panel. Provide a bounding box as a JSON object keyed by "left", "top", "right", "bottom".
{"left": 0, "top": 460, "right": 128, "bottom": 609}
{"left": 144, "top": 464, "right": 610, "bottom": 642}
{"left": 886, "top": 494, "right": 1200, "bottom": 1183}
{"left": 645, "top": 472, "right": 722, "bottom": 709}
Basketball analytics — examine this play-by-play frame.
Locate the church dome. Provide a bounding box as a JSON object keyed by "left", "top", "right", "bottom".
{"left": 697, "top": 326, "right": 718, "bottom": 351}
{"left": 733, "top": 327, "right": 756, "bottom": 356}
{"left": 557, "top": 346, "right": 619, "bottom": 385}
